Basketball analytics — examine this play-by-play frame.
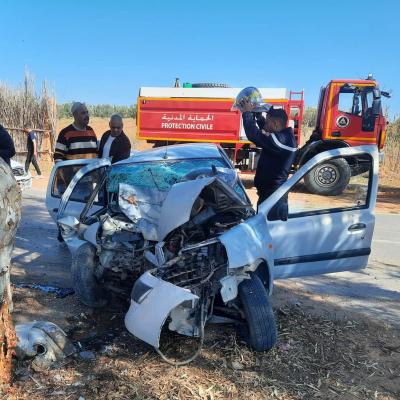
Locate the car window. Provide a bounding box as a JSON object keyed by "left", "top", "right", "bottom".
{"left": 69, "top": 167, "right": 108, "bottom": 204}
{"left": 287, "top": 154, "right": 372, "bottom": 218}
{"left": 52, "top": 165, "right": 84, "bottom": 198}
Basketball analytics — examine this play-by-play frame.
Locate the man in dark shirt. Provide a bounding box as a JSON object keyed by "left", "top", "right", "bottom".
{"left": 98, "top": 114, "right": 131, "bottom": 163}
{"left": 24, "top": 125, "right": 42, "bottom": 176}
{"left": 0, "top": 124, "right": 16, "bottom": 166}
{"left": 241, "top": 100, "right": 297, "bottom": 215}
{"left": 54, "top": 102, "right": 98, "bottom": 162}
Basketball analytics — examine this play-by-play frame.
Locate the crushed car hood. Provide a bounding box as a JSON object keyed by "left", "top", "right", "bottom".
{"left": 118, "top": 176, "right": 249, "bottom": 242}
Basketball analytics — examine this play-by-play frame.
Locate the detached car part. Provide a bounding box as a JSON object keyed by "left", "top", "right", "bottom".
{"left": 15, "top": 321, "right": 76, "bottom": 368}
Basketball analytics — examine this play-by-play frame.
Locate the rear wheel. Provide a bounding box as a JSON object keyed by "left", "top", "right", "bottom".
{"left": 238, "top": 273, "right": 277, "bottom": 352}
{"left": 304, "top": 157, "right": 351, "bottom": 196}
{"left": 71, "top": 243, "right": 107, "bottom": 308}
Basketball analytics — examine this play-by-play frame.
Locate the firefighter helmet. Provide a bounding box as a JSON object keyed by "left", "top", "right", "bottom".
{"left": 232, "top": 86, "right": 272, "bottom": 112}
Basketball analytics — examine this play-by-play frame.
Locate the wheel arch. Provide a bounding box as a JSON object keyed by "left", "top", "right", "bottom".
{"left": 298, "top": 140, "right": 350, "bottom": 167}
{"left": 253, "top": 259, "right": 274, "bottom": 295}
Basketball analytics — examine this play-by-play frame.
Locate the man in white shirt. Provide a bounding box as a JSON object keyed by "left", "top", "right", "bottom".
{"left": 98, "top": 114, "right": 131, "bottom": 163}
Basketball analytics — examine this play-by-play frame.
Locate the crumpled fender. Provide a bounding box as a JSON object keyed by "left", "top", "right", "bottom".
{"left": 219, "top": 213, "right": 274, "bottom": 293}
{"left": 124, "top": 271, "right": 198, "bottom": 348}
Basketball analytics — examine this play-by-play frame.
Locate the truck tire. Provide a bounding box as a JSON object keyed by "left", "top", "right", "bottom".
{"left": 304, "top": 157, "right": 351, "bottom": 196}
{"left": 191, "top": 83, "right": 230, "bottom": 88}
{"left": 71, "top": 243, "right": 107, "bottom": 308}
{"left": 238, "top": 273, "right": 277, "bottom": 352}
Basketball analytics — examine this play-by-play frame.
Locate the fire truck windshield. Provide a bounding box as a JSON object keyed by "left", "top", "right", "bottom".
{"left": 338, "top": 86, "right": 375, "bottom": 117}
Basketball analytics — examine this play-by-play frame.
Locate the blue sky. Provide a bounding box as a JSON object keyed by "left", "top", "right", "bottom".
{"left": 1, "top": 0, "right": 399, "bottom": 116}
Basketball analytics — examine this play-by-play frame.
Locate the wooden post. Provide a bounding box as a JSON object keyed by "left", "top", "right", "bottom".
{"left": 0, "top": 160, "right": 21, "bottom": 386}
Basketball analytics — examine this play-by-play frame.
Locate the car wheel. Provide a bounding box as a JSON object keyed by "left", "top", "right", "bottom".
{"left": 238, "top": 273, "right": 277, "bottom": 352}
{"left": 304, "top": 157, "right": 351, "bottom": 196}
{"left": 57, "top": 228, "right": 64, "bottom": 243}
{"left": 71, "top": 243, "right": 107, "bottom": 308}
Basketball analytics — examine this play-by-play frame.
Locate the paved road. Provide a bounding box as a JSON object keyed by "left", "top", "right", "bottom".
{"left": 12, "top": 188, "right": 400, "bottom": 327}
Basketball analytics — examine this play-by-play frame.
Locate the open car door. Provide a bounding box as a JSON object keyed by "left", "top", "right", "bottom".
{"left": 46, "top": 159, "right": 111, "bottom": 222}
{"left": 259, "top": 145, "right": 378, "bottom": 278}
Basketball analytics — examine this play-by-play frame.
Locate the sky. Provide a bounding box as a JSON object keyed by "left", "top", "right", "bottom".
{"left": 1, "top": 0, "right": 399, "bottom": 116}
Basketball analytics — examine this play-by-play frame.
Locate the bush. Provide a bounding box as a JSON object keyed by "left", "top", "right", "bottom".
{"left": 302, "top": 107, "right": 317, "bottom": 128}
{"left": 382, "top": 117, "right": 400, "bottom": 175}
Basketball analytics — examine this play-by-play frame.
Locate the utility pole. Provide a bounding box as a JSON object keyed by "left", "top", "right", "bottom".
{"left": 0, "top": 159, "right": 21, "bottom": 387}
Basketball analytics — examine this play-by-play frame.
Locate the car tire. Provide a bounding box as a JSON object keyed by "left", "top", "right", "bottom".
{"left": 238, "top": 273, "right": 277, "bottom": 352}
{"left": 191, "top": 83, "right": 230, "bottom": 88}
{"left": 304, "top": 157, "right": 351, "bottom": 196}
{"left": 57, "top": 228, "right": 64, "bottom": 243}
{"left": 71, "top": 243, "right": 107, "bottom": 308}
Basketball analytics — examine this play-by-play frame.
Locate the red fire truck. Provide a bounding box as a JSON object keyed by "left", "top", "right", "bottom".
{"left": 136, "top": 77, "right": 389, "bottom": 195}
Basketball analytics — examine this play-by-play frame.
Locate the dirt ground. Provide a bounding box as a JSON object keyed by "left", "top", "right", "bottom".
{"left": 6, "top": 287, "right": 400, "bottom": 400}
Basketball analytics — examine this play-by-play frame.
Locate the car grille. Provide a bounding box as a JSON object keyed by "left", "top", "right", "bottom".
{"left": 12, "top": 167, "right": 26, "bottom": 176}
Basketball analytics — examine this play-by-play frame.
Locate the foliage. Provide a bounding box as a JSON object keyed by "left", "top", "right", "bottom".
{"left": 302, "top": 107, "right": 317, "bottom": 128}
{"left": 383, "top": 116, "right": 400, "bottom": 174}
{"left": 0, "top": 73, "right": 57, "bottom": 154}
{"left": 57, "top": 103, "right": 137, "bottom": 119}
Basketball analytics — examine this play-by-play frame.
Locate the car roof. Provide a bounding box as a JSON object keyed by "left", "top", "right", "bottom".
{"left": 115, "top": 143, "right": 225, "bottom": 165}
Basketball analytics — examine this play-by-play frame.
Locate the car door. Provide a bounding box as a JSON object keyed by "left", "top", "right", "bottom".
{"left": 46, "top": 159, "right": 111, "bottom": 222}
{"left": 258, "top": 145, "right": 378, "bottom": 279}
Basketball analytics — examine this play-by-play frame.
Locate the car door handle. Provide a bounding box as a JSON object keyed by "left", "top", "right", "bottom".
{"left": 348, "top": 223, "right": 366, "bottom": 231}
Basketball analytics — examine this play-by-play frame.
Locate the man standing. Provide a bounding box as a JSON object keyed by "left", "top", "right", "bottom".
{"left": 241, "top": 99, "right": 297, "bottom": 214}
{"left": 54, "top": 102, "right": 98, "bottom": 162}
{"left": 0, "top": 125, "right": 16, "bottom": 166}
{"left": 98, "top": 114, "right": 131, "bottom": 163}
{"left": 24, "top": 125, "right": 42, "bottom": 176}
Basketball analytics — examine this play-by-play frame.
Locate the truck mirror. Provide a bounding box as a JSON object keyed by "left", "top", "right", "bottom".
{"left": 372, "top": 98, "right": 381, "bottom": 116}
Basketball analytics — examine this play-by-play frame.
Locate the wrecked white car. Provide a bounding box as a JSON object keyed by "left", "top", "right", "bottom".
{"left": 46, "top": 143, "right": 378, "bottom": 360}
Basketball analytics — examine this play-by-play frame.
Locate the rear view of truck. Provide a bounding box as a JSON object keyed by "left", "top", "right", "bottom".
{"left": 136, "top": 85, "right": 304, "bottom": 172}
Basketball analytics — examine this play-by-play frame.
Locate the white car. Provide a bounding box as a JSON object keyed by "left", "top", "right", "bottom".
{"left": 11, "top": 159, "right": 32, "bottom": 191}
{"left": 46, "top": 144, "right": 378, "bottom": 361}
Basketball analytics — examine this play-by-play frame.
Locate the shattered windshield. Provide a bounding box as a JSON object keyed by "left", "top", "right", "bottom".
{"left": 107, "top": 158, "right": 230, "bottom": 194}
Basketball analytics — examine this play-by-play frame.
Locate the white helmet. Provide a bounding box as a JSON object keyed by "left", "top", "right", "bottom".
{"left": 232, "top": 86, "right": 272, "bottom": 112}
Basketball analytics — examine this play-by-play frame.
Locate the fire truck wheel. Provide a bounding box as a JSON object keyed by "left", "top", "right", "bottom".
{"left": 238, "top": 273, "right": 277, "bottom": 352}
{"left": 71, "top": 243, "right": 107, "bottom": 308}
{"left": 191, "top": 83, "right": 230, "bottom": 88}
{"left": 304, "top": 157, "right": 351, "bottom": 196}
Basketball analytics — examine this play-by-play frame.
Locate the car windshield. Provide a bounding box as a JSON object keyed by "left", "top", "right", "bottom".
{"left": 107, "top": 158, "right": 229, "bottom": 194}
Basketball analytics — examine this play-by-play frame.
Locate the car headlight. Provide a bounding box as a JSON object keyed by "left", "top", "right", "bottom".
{"left": 131, "top": 280, "right": 153, "bottom": 303}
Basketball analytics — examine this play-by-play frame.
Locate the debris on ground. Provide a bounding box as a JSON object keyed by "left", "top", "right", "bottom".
{"left": 13, "top": 283, "right": 75, "bottom": 298}
{"left": 15, "top": 321, "right": 76, "bottom": 369}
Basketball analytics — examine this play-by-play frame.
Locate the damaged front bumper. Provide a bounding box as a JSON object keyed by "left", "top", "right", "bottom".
{"left": 124, "top": 271, "right": 198, "bottom": 348}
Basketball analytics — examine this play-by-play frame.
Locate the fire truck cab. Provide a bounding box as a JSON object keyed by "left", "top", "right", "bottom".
{"left": 296, "top": 77, "right": 388, "bottom": 194}
{"left": 136, "top": 77, "right": 388, "bottom": 195}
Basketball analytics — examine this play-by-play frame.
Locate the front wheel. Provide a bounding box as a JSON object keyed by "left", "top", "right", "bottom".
{"left": 304, "top": 157, "right": 351, "bottom": 196}
{"left": 238, "top": 273, "right": 277, "bottom": 352}
{"left": 71, "top": 243, "right": 107, "bottom": 308}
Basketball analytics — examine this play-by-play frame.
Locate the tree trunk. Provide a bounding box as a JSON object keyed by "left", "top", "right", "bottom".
{"left": 0, "top": 159, "right": 21, "bottom": 386}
